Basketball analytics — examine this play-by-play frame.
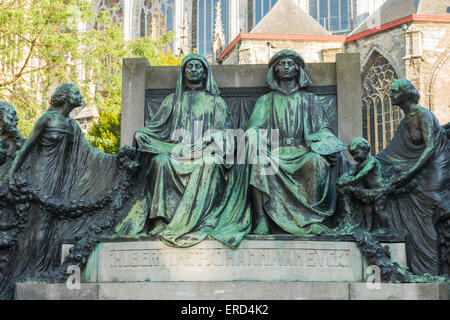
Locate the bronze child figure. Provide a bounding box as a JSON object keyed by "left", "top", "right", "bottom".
{"left": 337, "top": 137, "right": 388, "bottom": 232}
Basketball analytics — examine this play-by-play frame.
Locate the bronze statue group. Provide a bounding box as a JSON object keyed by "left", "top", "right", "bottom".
{"left": 0, "top": 50, "right": 448, "bottom": 299}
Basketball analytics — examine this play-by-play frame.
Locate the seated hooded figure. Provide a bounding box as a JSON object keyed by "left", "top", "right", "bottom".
{"left": 248, "top": 50, "right": 346, "bottom": 235}
{"left": 116, "top": 54, "right": 251, "bottom": 248}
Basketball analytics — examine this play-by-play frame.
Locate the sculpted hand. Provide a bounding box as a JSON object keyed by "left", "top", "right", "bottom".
{"left": 308, "top": 133, "right": 322, "bottom": 143}
{"left": 134, "top": 133, "right": 144, "bottom": 149}
{"left": 336, "top": 175, "right": 348, "bottom": 187}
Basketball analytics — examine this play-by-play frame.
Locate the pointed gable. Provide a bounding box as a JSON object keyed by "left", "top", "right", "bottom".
{"left": 251, "top": 0, "right": 330, "bottom": 36}
{"left": 350, "top": 0, "right": 450, "bottom": 36}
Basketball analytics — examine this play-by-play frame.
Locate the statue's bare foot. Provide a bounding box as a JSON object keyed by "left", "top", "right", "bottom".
{"left": 253, "top": 216, "right": 270, "bottom": 235}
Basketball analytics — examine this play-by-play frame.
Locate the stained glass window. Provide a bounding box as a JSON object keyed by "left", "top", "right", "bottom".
{"left": 248, "top": 0, "right": 279, "bottom": 30}
{"left": 139, "top": 0, "right": 174, "bottom": 38}
{"left": 309, "top": 0, "right": 350, "bottom": 33}
{"left": 362, "top": 52, "right": 400, "bottom": 154}
{"left": 194, "top": 0, "right": 228, "bottom": 56}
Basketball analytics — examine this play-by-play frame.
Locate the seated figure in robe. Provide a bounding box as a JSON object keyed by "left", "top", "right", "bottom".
{"left": 248, "top": 49, "right": 346, "bottom": 235}
{"left": 116, "top": 54, "right": 251, "bottom": 248}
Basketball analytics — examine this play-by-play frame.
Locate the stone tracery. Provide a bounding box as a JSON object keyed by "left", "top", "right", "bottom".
{"left": 139, "top": 0, "right": 174, "bottom": 39}
{"left": 96, "top": 0, "right": 124, "bottom": 28}
{"left": 362, "top": 51, "right": 400, "bottom": 154}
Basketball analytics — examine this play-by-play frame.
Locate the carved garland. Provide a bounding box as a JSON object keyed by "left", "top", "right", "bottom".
{"left": 10, "top": 147, "right": 139, "bottom": 219}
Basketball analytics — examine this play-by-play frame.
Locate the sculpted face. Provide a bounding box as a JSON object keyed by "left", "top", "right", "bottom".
{"left": 184, "top": 59, "right": 206, "bottom": 85}
{"left": 349, "top": 147, "right": 369, "bottom": 163}
{"left": 275, "top": 58, "right": 299, "bottom": 81}
{"left": 389, "top": 83, "right": 402, "bottom": 105}
{"left": 0, "top": 104, "right": 18, "bottom": 135}
{"left": 68, "top": 86, "right": 83, "bottom": 108}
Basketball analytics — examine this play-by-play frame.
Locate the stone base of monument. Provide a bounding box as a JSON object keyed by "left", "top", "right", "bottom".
{"left": 78, "top": 237, "right": 408, "bottom": 283}
{"left": 15, "top": 282, "right": 449, "bottom": 300}
{"left": 14, "top": 236, "right": 450, "bottom": 300}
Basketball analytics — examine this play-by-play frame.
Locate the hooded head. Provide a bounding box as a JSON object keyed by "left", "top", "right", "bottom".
{"left": 178, "top": 54, "right": 220, "bottom": 94}
{"left": 172, "top": 53, "right": 221, "bottom": 108}
{"left": 266, "top": 49, "right": 312, "bottom": 93}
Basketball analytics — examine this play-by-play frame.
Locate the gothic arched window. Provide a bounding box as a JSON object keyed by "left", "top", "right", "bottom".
{"left": 95, "top": 0, "right": 123, "bottom": 29}
{"left": 139, "top": 0, "right": 174, "bottom": 38}
{"left": 362, "top": 51, "right": 400, "bottom": 154}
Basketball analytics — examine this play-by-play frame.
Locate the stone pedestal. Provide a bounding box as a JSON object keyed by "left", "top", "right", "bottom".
{"left": 15, "top": 282, "right": 449, "bottom": 300}
{"left": 78, "top": 239, "right": 406, "bottom": 283}
{"left": 15, "top": 238, "right": 449, "bottom": 300}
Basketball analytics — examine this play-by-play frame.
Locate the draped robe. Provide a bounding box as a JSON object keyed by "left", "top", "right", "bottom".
{"left": 115, "top": 91, "right": 251, "bottom": 248}
{"left": 0, "top": 114, "right": 132, "bottom": 299}
{"left": 377, "top": 109, "right": 450, "bottom": 275}
{"left": 248, "top": 90, "right": 345, "bottom": 235}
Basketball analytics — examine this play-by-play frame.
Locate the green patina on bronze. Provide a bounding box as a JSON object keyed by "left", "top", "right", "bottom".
{"left": 115, "top": 54, "right": 251, "bottom": 248}
{"left": 0, "top": 55, "right": 448, "bottom": 300}
{"left": 249, "top": 49, "right": 346, "bottom": 236}
{"left": 336, "top": 137, "right": 389, "bottom": 233}
{"left": 0, "top": 84, "right": 139, "bottom": 299}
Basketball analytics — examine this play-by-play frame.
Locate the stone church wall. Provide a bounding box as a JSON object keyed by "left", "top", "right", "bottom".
{"left": 345, "top": 22, "right": 450, "bottom": 125}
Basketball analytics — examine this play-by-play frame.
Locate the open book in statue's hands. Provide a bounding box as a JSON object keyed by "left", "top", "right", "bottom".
{"left": 307, "top": 131, "right": 347, "bottom": 156}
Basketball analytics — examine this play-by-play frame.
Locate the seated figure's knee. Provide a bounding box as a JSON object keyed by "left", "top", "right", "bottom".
{"left": 152, "top": 153, "right": 172, "bottom": 169}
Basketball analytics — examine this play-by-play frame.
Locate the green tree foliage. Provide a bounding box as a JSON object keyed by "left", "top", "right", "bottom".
{"left": 0, "top": 0, "right": 182, "bottom": 153}
{"left": 0, "top": 0, "right": 96, "bottom": 135}
{"left": 86, "top": 32, "right": 182, "bottom": 154}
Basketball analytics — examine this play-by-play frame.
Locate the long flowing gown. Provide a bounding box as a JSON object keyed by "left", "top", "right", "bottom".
{"left": 0, "top": 114, "right": 134, "bottom": 299}
{"left": 377, "top": 109, "right": 450, "bottom": 275}
{"left": 116, "top": 91, "right": 251, "bottom": 248}
{"left": 248, "top": 90, "right": 345, "bottom": 235}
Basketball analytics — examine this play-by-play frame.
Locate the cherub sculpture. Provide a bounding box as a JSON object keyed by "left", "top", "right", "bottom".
{"left": 337, "top": 137, "right": 388, "bottom": 233}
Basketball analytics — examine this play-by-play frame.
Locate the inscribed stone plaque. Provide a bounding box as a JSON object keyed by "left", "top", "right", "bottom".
{"left": 89, "top": 240, "right": 366, "bottom": 283}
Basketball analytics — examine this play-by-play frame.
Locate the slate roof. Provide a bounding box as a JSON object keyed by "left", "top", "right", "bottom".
{"left": 250, "top": 0, "right": 330, "bottom": 36}
{"left": 350, "top": 0, "right": 450, "bottom": 36}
